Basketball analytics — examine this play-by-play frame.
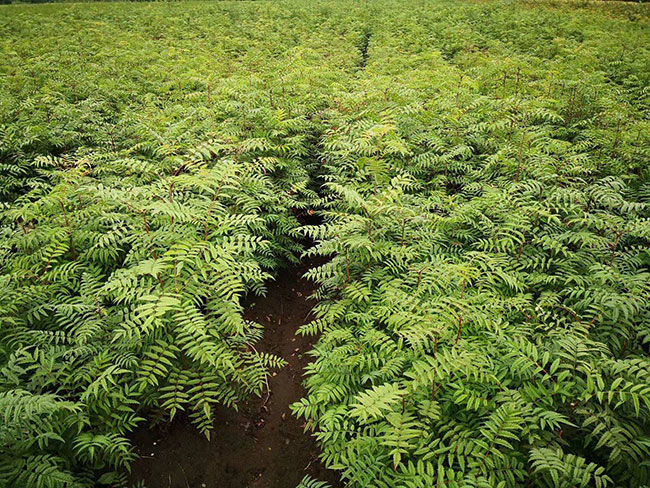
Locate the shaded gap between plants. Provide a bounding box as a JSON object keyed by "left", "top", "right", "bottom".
{"left": 128, "top": 257, "right": 341, "bottom": 488}
{"left": 358, "top": 30, "right": 371, "bottom": 69}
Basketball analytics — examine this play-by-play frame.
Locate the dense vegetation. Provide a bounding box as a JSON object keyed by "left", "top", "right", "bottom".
{"left": 1, "top": 0, "right": 649, "bottom": 487}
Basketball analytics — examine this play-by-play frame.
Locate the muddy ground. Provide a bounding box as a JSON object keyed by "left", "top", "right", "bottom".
{"left": 129, "top": 260, "right": 342, "bottom": 488}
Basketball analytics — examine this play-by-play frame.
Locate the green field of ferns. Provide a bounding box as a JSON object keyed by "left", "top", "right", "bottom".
{"left": 1, "top": 0, "right": 650, "bottom": 487}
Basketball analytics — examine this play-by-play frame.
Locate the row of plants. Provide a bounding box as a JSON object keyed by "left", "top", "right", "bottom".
{"left": 294, "top": 1, "right": 650, "bottom": 487}
{"left": 0, "top": 1, "right": 366, "bottom": 485}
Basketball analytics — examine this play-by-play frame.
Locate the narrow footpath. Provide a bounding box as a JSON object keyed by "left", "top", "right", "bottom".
{"left": 129, "top": 260, "right": 341, "bottom": 488}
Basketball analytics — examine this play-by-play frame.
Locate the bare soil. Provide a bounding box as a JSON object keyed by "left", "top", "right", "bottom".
{"left": 129, "top": 260, "right": 341, "bottom": 488}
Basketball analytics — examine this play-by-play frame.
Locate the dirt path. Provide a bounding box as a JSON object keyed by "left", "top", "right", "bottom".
{"left": 129, "top": 260, "right": 341, "bottom": 488}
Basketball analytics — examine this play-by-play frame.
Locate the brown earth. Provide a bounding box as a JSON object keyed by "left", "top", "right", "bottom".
{"left": 128, "top": 260, "right": 342, "bottom": 488}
